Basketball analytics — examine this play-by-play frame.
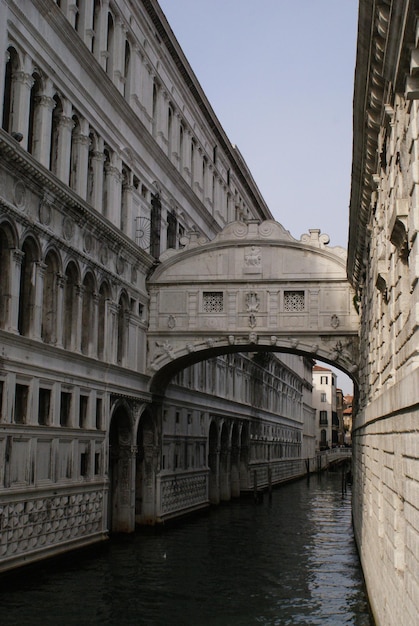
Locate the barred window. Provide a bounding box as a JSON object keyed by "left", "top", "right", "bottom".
{"left": 203, "top": 291, "right": 224, "bottom": 313}
{"left": 284, "top": 290, "right": 305, "bottom": 312}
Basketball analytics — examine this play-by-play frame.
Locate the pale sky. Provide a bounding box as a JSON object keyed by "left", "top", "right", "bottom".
{"left": 158, "top": 0, "right": 358, "bottom": 394}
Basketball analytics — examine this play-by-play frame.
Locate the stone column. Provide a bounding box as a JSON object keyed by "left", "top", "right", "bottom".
{"left": 108, "top": 301, "right": 119, "bottom": 364}
{"left": 8, "top": 249, "right": 24, "bottom": 334}
{"left": 32, "top": 261, "right": 47, "bottom": 340}
{"left": 90, "top": 138, "right": 105, "bottom": 212}
{"left": 91, "top": 291, "right": 99, "bottom": 358}
{"left": 10, "top": 69, "right": 33, "bottom": 149}
{"left": 104, "top": 156, "right": 122, "bottom": 226}
{"left": 55, "top": 101, "right": 74, "bottom": 185}
{"left": 129, "top": 44, "right": 142, "bottom": 111}
{"left": 73, "top": 283, "right": 83, "bottom": 353}
{"left": 121, "top": 170, "right": 134, "bottom": 237}
{"left": 55, "top": 273, "right": 65, "bottom": 348}
{"left": 32, "top": 78, "right": 55, "bottom": 167}
{"left": 111, "top": 444, "right": 137, "bottom": 532}
{"left": 97, "top": 0, "right": 110, "bottom": 71}
{"left": 73, "top": 119, "right": 90, "bottom": 200}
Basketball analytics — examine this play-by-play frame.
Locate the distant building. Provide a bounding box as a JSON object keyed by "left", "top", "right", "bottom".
{"left": 312, "top": 365, "right": 338, "bottom": 450}
{"left": 342, "top": 395, "right": 353, "bottom": 445}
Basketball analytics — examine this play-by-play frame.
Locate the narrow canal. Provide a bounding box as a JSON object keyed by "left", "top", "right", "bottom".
{"left": 1, "top": 472, "right": 373, "bottom": 625}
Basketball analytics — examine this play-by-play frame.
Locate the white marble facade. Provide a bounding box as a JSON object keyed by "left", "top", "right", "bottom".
{"left": 349, "top": 2, "right": 419, "bottom": 624}
{"left": 0, "top": 0, "right": 320, "bottom": 572}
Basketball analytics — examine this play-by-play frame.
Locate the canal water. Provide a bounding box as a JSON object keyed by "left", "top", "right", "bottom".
{"left": 1, "top": 472, "right": 373, "bottom": 625}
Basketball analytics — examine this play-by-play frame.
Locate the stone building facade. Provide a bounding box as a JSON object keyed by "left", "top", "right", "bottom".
{"left": 0, "top": 0, "right": 316, "bottom": 571}
{"left": 349, "top": 1, "right": 419, "bottom": 623}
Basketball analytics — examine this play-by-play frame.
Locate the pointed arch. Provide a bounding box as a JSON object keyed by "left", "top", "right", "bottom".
{"left": 18, "top": 235, "right": 41, "bottom": 337}
{"left": 2, "top": 46, "right": 21, "bottom": 133}
{"left": 81, "top": 270, "right": 96, "bottom": 356}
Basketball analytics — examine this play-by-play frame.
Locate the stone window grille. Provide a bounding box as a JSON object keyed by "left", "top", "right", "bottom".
{"left": 202, "top": 291, "right": 224, "bottom": 313}
{"left": 284, "top": 290, "right": 305, "bottom": 312}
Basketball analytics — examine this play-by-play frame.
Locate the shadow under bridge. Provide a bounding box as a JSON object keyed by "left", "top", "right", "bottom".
{"left": 147, "top": 220, "right": 360, "bottom": 393}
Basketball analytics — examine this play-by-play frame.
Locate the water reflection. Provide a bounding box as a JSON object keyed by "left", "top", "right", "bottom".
{"left": 1, "top": 472, "right": 373, "bottom": 625}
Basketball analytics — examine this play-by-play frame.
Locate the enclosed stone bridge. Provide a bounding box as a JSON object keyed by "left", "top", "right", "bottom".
{"left": 147, "top": 220, "right": 360, "bottom": 392}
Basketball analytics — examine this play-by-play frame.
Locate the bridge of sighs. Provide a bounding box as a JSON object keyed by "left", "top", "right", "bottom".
{"left": 147, "top": 220, "right": 360, "bottom": 393}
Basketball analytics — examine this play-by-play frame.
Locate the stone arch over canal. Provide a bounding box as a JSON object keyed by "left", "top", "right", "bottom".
{"left": 147, "top": 220, "right": 360, "bottom": 394}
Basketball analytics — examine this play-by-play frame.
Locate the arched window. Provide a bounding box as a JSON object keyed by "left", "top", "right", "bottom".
{"left": 2, "top": 47, "right": 20, "bottom": 133}
{"left": 81, "top": 271, "right": 95, "bottom": 355}
{"left": 106, "top": 12, "right": 114, "bottom": 78}
{"left": 69, "top": 114, "right": 81, "bottom": 192}
{"left": 18, "top": 238, "right": 39, "bottom": 337}
{"left": 179, "top": 123, "right": 184, "bottom": 172}
{"left": 28, "top": 72, "right": 43, "bottom": 156}
{"left": 123, "top": 40, "right": 131, "bottom": 99}
{"left": 152, "top": 82, "right": 158, "bottom": 137}
{"left": 42, "top": 250, "right": 60, "bottom": 344}
{"left": 50, "top": 94, "right": 63, "bottom": 176}
{"left": 167, "top": 105, "right": 173, "bottom": 157}
{"left": 63, "top": 261, "right": 79, "bottom": 350}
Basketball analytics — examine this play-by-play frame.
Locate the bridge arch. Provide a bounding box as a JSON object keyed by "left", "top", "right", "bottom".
{"left": 147, "top": 220, "right": 359, "bottom": 395}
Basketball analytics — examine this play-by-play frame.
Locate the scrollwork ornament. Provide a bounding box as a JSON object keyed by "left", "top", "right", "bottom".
{"left": 168, "top": 315, "right": 176, "bottom": 329}
{"left": 330, "top": 314, "right": 340, "bottom": 329}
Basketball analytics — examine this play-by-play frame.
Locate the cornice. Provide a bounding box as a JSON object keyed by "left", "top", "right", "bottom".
{"left": 347, "top": 0, "right": 419, "bottom": 288}
{"left": 348, "top": 0, "right": 416, "bottom": 286}
{"left": 0, "top": 130, "right": 153, "bottom": 274}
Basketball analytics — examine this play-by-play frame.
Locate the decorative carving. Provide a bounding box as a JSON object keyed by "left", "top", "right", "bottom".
{"left": 249, "top": 332, "right": 258, "bottom": 344}
{"left": 186, "top": 343, "right": 195, "bottom": 352}
{"left": 153, "top": 340, "right": 175, "bottom": 361}
{"left": 244, "top": 246, "right": 261, "bottom": 270}
{"left": 100, "top": 245, "right": 109, "bottom": 266}
{"left": 330, "top": 314, "right": 340, "bottom": 329}
{"left": 168, "top": 315, "right": 176, "bottom": 329}
{"left": 246, "top": 292, "right": 260, "bottom": 312}
{"left": 249, "top": 314, "right": 257, "bottom": 328}
{"left": 228, "top": 335, "right": 235, "bottom": 345}
{"left": 84, "top": 232, "right": 93, "bottom": 254}
{"left": 39, "top": 200, "right": 51, "bottom": 225}
{"left": 270, "top": 336, "right": 278, "bottom": 345}
{"left": 14, "top": 180, "right": 26, "bottom": 209}
{"left": 116, "top": 255, "right": 125, "bottom": 275}
{"left": 62, "top": 216, "right": 74, "bottom": 241}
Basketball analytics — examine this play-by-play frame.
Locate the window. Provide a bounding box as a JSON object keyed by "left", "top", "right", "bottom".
{"left": 96, "top": 398, "right": 102, "bottom": 429}
{"left": 15, "top": 384, "right": 29, "bottom": 424}
{"left": 94, "top": 452, "right": 101, "bottom": 475}
{"left": 320, "top": 376, "right": 328, "bottom": 384}
{"left": 38, "top": 388, "right": 51, "bottom": 425}
{"left": 203, "top": 291, "right": 224, "bottom": 313}
{"left": 79, "top": 395, "right": 88, "bottom": 428}
{"left": 60, "top": 391, "right": 72, "bottom": 426}
{"left": 284, "top": 291, "right": 305, "bottom": 312}
{"left": 319, "top": 410, "right": 328, "bottom": 425}
{"left": 321, "top": 392, "right": 327, "bottom": 402}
